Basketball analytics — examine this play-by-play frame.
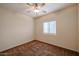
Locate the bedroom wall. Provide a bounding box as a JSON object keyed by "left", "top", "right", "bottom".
{"left": 0, "top": 7, "right": 34, "bottom": 51}
{"left": 35, "top": 4, "right": 77, "bottom": 52}
{"left": 77, "top": 4, "right": 79, "bottom": 52}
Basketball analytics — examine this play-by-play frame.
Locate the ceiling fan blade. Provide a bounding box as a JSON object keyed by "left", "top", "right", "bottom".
{"left": 42, "top": 10, "right": 47, "bottom": 13}
{"left": 26, "top": 10, "right": 32, "bottom": 13}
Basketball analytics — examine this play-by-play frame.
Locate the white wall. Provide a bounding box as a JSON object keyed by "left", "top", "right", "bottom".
{"left": 35, "top": 4, "right": 77, "bottom": 52}
{"left": 0, "top": 7, "right": 34, "bottom": 51}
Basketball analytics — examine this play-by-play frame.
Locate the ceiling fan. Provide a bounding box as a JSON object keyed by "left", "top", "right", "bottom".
{"left": 25, "top": 3, "right": 47, "bottom": 15}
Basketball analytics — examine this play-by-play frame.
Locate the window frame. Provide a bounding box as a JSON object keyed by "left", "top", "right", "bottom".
{"left": 43, "top": 20, "right": 56, "bottom": 35}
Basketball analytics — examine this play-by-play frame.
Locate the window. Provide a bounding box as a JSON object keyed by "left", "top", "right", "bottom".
{"left": 43, "top": 21, "right": 56, "bottom": 35}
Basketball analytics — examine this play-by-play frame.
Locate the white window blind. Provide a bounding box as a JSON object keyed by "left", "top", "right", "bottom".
{"left": 43, "top": 21, "right": 56, "bottom": 35}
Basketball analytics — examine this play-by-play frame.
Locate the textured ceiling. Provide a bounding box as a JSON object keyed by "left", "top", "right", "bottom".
{"left": 0, "top": 3, "right": 74, "bottom": 18}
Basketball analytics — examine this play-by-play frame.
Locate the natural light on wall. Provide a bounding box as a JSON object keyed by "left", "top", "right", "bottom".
{"left": 43, "top": 21, "right": 56, "bottom": 35}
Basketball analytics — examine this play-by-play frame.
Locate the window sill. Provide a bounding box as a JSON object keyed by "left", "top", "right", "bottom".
{"left": 43, "top": 33, "right": 56, "bottom": 36}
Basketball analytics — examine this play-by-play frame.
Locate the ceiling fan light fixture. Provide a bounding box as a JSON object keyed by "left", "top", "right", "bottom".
{"left": 26, "top": 3, "right": 46, "bottom": 15}
{"left": 26, "top": 3, "right": 45, "bottom": 9}
{"left": 34, "top": 9, "right": 40, "bottom": 13}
